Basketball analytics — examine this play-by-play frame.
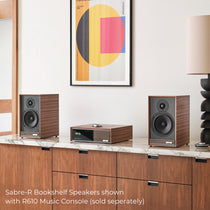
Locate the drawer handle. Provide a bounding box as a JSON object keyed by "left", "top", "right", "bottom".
{"left": 42, "top": 147, "right": 50, "bottom": 151}
{"left": 148, "top": 155, "right": 159, "bottom": 159}
{"left": 148, "top": 181, "right": 159, "bottom": 187}
{"left": 195, "top": 158, "right": 207, "bottom": 163}
{"left": 79, "top": 174, "right": 88, "bottom": 179}
{"left": 79, "top": 150, "right": 88, "bottom": 154}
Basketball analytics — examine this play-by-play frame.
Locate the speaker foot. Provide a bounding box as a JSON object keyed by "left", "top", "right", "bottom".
{"left": 195, "top": 142, "right": 209, "bottom": 148}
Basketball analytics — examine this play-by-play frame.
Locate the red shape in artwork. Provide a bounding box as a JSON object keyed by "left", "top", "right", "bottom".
{"left": 100, "top": 17, "right": 125, "bottom": 54}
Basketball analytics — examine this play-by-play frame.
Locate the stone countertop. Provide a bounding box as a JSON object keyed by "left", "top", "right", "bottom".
{"left": 0, "top": 135, "right": 210, "bottom": 158}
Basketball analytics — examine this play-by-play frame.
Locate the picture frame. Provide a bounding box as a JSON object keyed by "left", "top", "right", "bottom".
{"left": 70, "top": 0, "right": 132, "bottom": 86}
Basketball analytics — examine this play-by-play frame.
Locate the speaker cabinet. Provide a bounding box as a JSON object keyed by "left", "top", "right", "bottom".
{"left": 20, "top": 94, "right": 59, "bottom": 138}
{"left": 149, "top": 96, "right": 190, "bottom": 147}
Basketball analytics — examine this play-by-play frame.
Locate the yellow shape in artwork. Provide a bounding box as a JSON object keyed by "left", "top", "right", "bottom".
{"left": 89, "top": 4, "right": 121, "bottom": 67}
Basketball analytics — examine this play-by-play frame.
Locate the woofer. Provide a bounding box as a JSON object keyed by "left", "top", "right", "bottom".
{"left": 154, "top": 114, "right": 173, "bottom": 135}
{"left": 24, "top": 111, "right": 38, "bottom": 128}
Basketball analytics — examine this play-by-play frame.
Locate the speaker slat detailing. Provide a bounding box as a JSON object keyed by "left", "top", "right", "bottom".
{"left": 176, "top": 96, "right": 190, "bottom": 147}
{"left": 20, "top": 94, "right": 59, "bottom": 139}
{"left": 149, "top": 96, "right": 190, "bottom": 148}
{"left": 40, "top": 95, "right": 59, "bottom": 138}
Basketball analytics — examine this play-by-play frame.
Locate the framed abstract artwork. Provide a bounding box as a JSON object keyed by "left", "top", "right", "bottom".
{"left": 70, "top": 0, "right": 132, "bottom": 86}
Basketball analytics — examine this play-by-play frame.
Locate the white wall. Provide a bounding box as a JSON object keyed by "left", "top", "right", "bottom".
{"left": 0, "top": 19, "right": 12, "bottom": 132}
{"left": 19, "top": 0, "right": 210, "bottom": 141}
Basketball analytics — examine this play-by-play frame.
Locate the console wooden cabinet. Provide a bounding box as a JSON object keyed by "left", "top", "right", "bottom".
{"left": 193, "top": 158, "right": 210, "bottom": 210}
{"left": 0, "top": 144, "right": 52, "bottom": 210}
{"left": 117, "top": 152, "right": 192, "bottom": 210}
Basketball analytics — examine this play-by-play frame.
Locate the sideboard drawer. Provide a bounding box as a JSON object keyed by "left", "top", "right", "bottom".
{"left": 53, "top": 148, "right": 78, "bottom": 173}
{"left": 117, "top": 178, "right": 191, "bottom": 210}
{"left": 53, "top": 148, "right": 116, "bottom": 177}
{"left": 117, "top": 152, "right": 147, "bottom": 180}
{"left": 117, "top": 152, "right": 192, "bottom": 185}
{"left": 53, "top": 172, "right": 116, "bottom": 210}
{"left": 147, "top": 155, "right": 192, "bottom": 185}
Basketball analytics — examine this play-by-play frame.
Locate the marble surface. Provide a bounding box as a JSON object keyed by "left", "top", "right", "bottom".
{"left": 0, "top": 135, "right": 210, "bottom": 158}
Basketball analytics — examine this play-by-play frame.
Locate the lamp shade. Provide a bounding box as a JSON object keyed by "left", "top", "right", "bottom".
{"left": 186, "top": 15, "right": 210, "bottom": 75}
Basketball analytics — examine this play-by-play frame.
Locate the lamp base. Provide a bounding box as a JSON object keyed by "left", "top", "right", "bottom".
{"left": 195, "top": 142, "right": 209, "bottom": 148}
{"left": 200, "top": 74, "right": 210, "bottom": 148}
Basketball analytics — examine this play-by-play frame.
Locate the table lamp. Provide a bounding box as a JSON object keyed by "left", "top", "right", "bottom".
{"left": 186, "top": 15, "right": 210, "bottom": 147}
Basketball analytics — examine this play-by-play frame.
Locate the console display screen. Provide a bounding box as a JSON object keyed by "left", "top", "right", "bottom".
{"left": 72, "top": 129, "right": 94, "bottom": 141}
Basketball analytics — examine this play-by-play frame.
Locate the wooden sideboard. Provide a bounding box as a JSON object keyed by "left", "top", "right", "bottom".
{"left": 0, "top": 141, "right": 209, "bottom": 209}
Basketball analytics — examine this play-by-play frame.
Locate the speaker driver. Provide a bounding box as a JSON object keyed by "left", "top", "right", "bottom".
{"left": 154, "top": 114, "right": 173, "bottom": 135}
{"left": 157, "top": 100, "right": 169, "bottom": 112}
{"left": 26, "top": 98, "right": 35, "bottom": 108}
{"left": 24, "top": 111, "right": 38, "bottom": 128}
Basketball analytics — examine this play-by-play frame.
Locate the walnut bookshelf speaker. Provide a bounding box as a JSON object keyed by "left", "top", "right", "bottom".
{"left": 20, "top": 94, "right": 59, "bottom": 138}
{"left": 149, "top": 96, "right": 190, "bottom": 147}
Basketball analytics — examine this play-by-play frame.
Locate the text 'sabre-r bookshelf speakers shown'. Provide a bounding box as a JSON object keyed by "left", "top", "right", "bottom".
{"left": 71, "top": 0, "right": 132, "bottom": 86}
